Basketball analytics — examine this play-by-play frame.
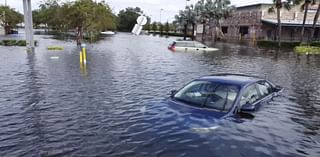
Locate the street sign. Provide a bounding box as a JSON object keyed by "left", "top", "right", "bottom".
{"left": 132, "top": 15, "right": 147, "bottom": 35}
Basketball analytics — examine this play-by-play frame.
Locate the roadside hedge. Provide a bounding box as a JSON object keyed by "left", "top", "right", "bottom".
{"left": 0, "top": 40, "right": 37, "bottom": 46}
{"left": 258, "top": 40, "right": 320, "bottom": 49}
{"left": 294, "top": 46, "right": 320, "bottom": 54}
{"left": 257, "top": 41, "right": 300, "bottom": 48}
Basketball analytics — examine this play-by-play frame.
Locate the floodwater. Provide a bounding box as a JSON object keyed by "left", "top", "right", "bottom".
{"left": 0, "top": 33, "right": 319, "bottom": 157}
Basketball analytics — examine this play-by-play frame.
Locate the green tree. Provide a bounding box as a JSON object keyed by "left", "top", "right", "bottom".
{"left": 165, "top": 21, "right": 170, "bottom": 34}
{"left": 269, "top": 0, "right": 299, "bottom": 47}
{"left": 143, "top": 16, "right": 151, "bottom": 31}
{"left": 38, "top": 0, "right": 116, "bottom": 44}
{"left": 0, "top": 5, "right": 23, "bottom": 35}
{"left": 38, "top": 0, "right": 63, "bottom": 31}
{"left": 117, "top": 7, "right": 142, "bottom": 32}
{"left": 151, "top": 22, "right": 158, "bottom": 32}
{"left": 174, "top": 10, "right": 188, "bottom": 39}
{"left": 298, "top": 0, "right": 314, "bottom": 42}
{"left": 174, "top": 0, "right": 234, "bottom": 40}
{"left": 159, "top": 23, "right": 164, "bottom": 33}
{"left": 186, "top": 5, "right": 197, "bottom": 40}
{"left": 195, "top": 0, "right": 208, "bottom": 41}
{"left": 203, "top": 0, "right": 235, "bottom": 40}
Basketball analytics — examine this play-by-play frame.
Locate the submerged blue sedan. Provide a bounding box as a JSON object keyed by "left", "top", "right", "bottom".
{"left": 167, "top": 74, "right": 282, "bottom": 119}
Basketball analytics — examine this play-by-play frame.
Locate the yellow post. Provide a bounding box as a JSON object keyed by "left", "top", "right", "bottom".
{"left": 81, "top": 44, "right": 87, "bottom": 64}
{"left": 83, "top": 48, "right": 87, "bottom": 64}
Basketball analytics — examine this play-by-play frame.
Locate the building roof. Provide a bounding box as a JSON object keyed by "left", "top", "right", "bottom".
{"left": 262, "top": 19, "right": 320, "bottom": 27}
{"left": 197, "top": 74, "right": 261, "bottom": 87}
{"left": 236, "top": 3, "right": 273, "bottom": 9}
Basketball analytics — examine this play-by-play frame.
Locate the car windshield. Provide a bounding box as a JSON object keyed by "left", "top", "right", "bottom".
{"left": 174, "top": 81, "right": 239, "bottom": 112}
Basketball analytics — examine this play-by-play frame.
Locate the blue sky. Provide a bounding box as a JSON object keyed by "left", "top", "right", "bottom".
{"left": 1, "top": 0, "right": 272, "bottom": 22}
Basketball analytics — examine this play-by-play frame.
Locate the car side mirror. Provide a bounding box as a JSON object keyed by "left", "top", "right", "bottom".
{"left": 203, "top": 47, "right": 207, "bottom": 48}
{"left": 170, "top": 90, "right": 178, "bottom": 97}
{"left": 273, "top": 85, "right": 282, "bottom": 92}
{"left": 240, "top": 102, "right": 255, "bottom": 112}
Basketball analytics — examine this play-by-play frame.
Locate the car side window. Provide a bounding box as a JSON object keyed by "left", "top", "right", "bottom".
{"left": 257, "top": 81, "right": 272, "bottom": 97}
{"left": 195, "top": 43, "right": 206, "bottom": 48}
{"left": 240, "top": 84, "right": 260, "bottom": 107}
{"left": 186, "top": 42, "right": 195, "bottom": 47}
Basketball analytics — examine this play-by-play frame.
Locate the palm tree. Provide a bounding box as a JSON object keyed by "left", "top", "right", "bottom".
{"left": 298, "top": 0, "right": 313, "bottom": 42}
{"left": 203, "top": 0, "right": 235, "bottom": 40}
{"left": 174, "top": 5, "right": 197, "bottom": 40}
{"left": 310, "top": 1, "right": 320, "bottom": 41}
{"left": 174, "top": 10, "right": 187, "bottom": 40}
{"left": 270, "top": 0, "right": 292, "bottom": 47}
{"left": 195, "top": 0, "right": 207, "bottom": 41}
{"left": 185, "top": 5, "right": 197, "bottom": 40}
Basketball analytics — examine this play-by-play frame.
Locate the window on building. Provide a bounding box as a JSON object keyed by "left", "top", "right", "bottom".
{"left": 239, "top": 26, "right": 249, "bottom": 36}
{"left": 222, "top": 27, "right": 228, "bottom": 34}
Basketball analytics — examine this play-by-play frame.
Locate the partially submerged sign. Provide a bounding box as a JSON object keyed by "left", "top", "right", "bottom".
{"left": 132, "top": 15, "right": 147, "bottom": 35}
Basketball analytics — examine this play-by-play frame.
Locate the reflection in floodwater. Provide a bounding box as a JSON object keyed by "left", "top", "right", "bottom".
{"left": 0, "top": 33, "right": 319, "bottom": 157}
{"left": 80, "top": 63, "right": 88, "bottom": 78}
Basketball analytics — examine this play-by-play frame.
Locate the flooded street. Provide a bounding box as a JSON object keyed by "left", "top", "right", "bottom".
{"left": 0, "top": 33, "right": 319, "bottom": 156}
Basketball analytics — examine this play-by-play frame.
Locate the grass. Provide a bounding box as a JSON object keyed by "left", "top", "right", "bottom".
{"left": 294, "top": 46, "right": 320, "bottom": 55}
{"left": 47, "top": 46, "right": 64, "bottom": 50}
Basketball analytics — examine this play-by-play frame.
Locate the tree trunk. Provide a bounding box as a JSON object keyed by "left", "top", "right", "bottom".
{"left": 183, "top": 23, "right": 187, "bottom": 40}
{"left": 4, "top": 25, "right": 10, "bottom": 35}
{"left": 192, "top": 23, "right": 195, "bottom": 41}
{"left": 300, "top": 2, "right": 310, "bottom": 42}
{"left": 310, "top": 3, "right": 320, "bottom": 42}
{"left": 277, "top": 5, "right": 282, "bottom": 48}
{"left": 76, "top": 27, "right": 82, "bottom": 45}
{"left": 202, "top": 23, "right": 206, "bottom": 41}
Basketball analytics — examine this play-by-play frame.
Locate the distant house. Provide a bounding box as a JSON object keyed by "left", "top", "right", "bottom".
{"left": 197, "top": 3, "right": 320, "bottom": 41}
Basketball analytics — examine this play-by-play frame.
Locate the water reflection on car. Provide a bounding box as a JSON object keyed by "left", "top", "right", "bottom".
{"left": 166, "top": 74, "right": 283, "bottom": 119}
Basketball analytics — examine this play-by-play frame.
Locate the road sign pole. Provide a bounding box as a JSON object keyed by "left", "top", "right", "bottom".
{"left": 23, "top": 0, "right": 34, "bottom": 50}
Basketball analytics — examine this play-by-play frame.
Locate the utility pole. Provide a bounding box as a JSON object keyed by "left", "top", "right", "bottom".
{"left": 160, "top": 8, "right": 163, "bottom": 23}
{"left": 185, "top": 0, "right": 190, "bottom": 8}
{"left": 23, "top": 0, "right": 34, "bottom": 50}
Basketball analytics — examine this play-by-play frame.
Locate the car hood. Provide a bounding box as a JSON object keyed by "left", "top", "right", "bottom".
{"left": 142, "top": 100, "right": 226, "bottom": 133}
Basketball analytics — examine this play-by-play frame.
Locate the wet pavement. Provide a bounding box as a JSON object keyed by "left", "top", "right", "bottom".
{"left": 0, "top": 33, "right": 319, "bottom": 156}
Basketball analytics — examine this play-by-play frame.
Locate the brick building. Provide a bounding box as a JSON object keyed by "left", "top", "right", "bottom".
{"left": 197, "top": 3, "right": 320, "bottom": 41}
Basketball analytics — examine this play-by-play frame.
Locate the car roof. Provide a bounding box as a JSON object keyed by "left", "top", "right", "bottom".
{"left": 173, "top": 40, "right": 199, "bottom": 44}
{"left": 196, "top": 73, "right": 263, "bottom": 87}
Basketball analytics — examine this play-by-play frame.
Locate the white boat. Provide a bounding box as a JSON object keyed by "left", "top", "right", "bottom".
{"left": 168, "top": 40, "right": 218, "bottom": 52}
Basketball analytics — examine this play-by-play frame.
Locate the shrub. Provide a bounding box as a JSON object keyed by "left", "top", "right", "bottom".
{"left": 47, "top": 46, "right": 64, "bottom": 50}
{"left": 294, "top": 46, "right": 320, "bottom": 54}
{"left": 257, "top": 41, "right": 301, "bottom": 49}
{"left": 17, "top": 40, "right": 27, "bottom": 46}
{"left": 0, "top": 40, "right": 36, "bottom": 46}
